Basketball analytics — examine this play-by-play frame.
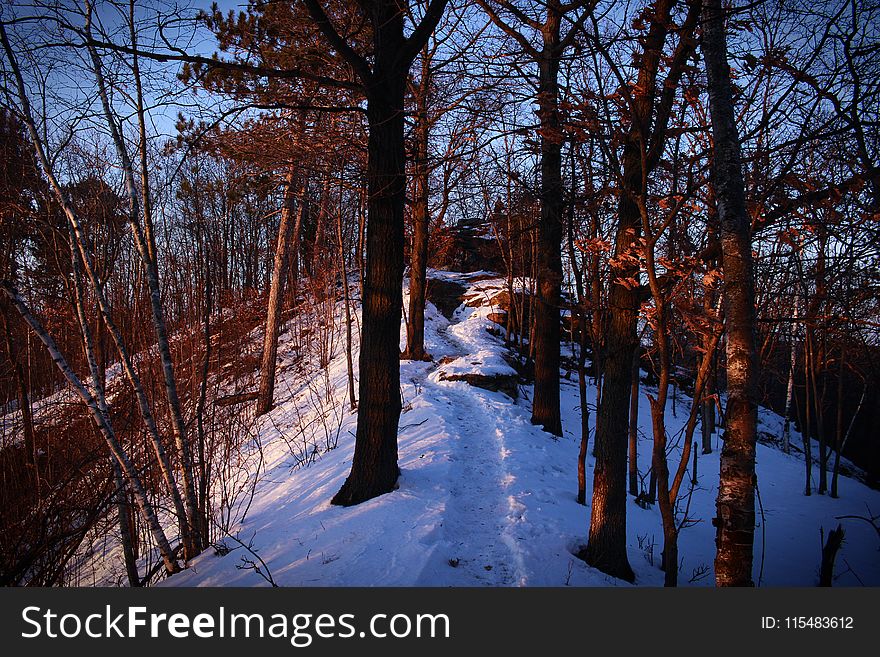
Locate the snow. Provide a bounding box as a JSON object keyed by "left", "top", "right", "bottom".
{"left": 145, "top": 270, "right": 880, "bottom": 587}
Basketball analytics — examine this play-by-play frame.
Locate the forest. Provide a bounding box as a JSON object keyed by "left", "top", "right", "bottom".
{"left": 0, "top": 0, "right": 878, "bottom": 588}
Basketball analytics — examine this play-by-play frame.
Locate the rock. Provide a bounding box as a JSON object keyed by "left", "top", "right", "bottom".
{"left": 438, "top": 370, "right": 519, "bottom": 399}
{"left": 487, "top": 312, "right": 507, "bottom": 326}
{"left": 426, "top": 279, "right": 469, "bottom": 319}
{"left": 464, "top": 293, "right": 489, "bottom": 307}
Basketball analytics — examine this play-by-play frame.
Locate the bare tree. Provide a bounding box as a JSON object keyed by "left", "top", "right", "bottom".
{"left": 257, "top": 170, "right": 304, "bottom": 415}
{"left": 702, "top": 0, "right": 760, "bottom": 587}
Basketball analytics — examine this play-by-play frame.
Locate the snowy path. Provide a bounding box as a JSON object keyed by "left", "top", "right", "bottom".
{"left": 410, "top": 380, "right": 525, "bottom": 585}
{"left": 406, "top": 276, "right": 572, "bottom": 586}
{"left": 416, "top": 309, "right": 526, "bottom": 582}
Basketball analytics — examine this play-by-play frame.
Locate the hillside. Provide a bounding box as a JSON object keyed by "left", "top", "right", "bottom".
{"left": 137, "top": 270, "right": 880, "bottom": 587}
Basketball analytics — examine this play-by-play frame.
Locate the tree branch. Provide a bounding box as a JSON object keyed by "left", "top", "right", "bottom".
{"left": 301, "top": 0, "right": 374, "bottom": 85}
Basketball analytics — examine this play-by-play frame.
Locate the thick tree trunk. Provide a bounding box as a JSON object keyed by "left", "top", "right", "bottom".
{"left": 404, "top": 48, "right": 431, "bottom": 362}
{"left": 257, "top": 171, "right": 301, "bottom": 416}
{"left": 585, "top": 0, "right": 698, "bottom": 582}
{"left": 531, "top": 49, "right": 564, "bottom": 437}
{"left": 583, "top": 137, "right": 641, "bottom": 583}
{"left": 302, "top": 0, "right": 447, "bottom": 506}
{"left": 332, "top": 74, "right": 407, "bottom": 506}
{"left": 703, "top": 0, "right": 760, "bottom": 587}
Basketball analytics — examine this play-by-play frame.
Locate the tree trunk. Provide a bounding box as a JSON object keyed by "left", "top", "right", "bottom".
{"left": 583, "top": 135, "right": 641, "bottom": 583}
{"left": 703, "top": 0, "right": 760, "bottom": 587}
{"left": 813, "top": 226, "right": 828, "bottom": 495}
{"left": 1, "top": 18, "right": 195, "bottom": 564}
{"left": 576, "top": 306, "right": 589, "bottom": 505}
{"left": 819, "top": 525, "right": 844, "bottom": 586}
{"left": 196, "top": 222, "right": 213, "bottom": 546}
{"left": 628, "top": 349, "right": 640, "bottom": 496}
{"left": 302, "top": 0, "right": 447, "bottom": 506}
{"left": 1, "top": 306, "right": 35, "bottom": 469}
{"left": 589, "top": 211, "right": 603, "bottom": 400}
{"left": 566, "top": 163, "right": 589, "bottom": 506}
{"left": 85, "top": 12, "right": 203, "bottom": 558}
{"left": 332, "top": 73, "right": 407, "bottom": 506}
{"left": 337, "top": 182, "right": 358, "bottom": 411}
{"left": 112, "top": 461, "right": 140, "bottom": 587}
{"left": 257, "top": 170, "right": 301, "bottom": 416}
{"left": 584, "top": 0, "right": 698, "bottom": 582}
{"left": 831, "top": 348, "right": 844, "bottom": 499}
{"left": 803, "top": 331, "right": 813, "bottom": 496}
{"left": 701, "top": 280, "right": 718, "bottom": 455}
{"left": 531, "top": 48, "right": 564, "bottom": 437}
{"left": 781, "top": 288, "right": 799, "bottom": 454}
{"left": 404, "top": 47, "right": 431, "bottom": 362}
{"left": 831, "top": 380, "right": 865, "bottom": 499}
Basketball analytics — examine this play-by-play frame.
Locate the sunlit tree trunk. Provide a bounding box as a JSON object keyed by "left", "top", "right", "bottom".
{"left": 702, "top": 0, "right": 759, "bottom": 587}
{"left": 258, "top": 170, "right": 302, "bottom": 415}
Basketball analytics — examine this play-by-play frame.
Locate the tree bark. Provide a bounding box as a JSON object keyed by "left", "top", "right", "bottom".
{"left": 803, "top": 331, "right": 813, "bottom": 496}
{"left": 781, "top": 287, "right": 799, "bottom": 454}
{"left": 831, "top": 348, "right": 844, "bottom": 498}
{"left": 0, "top": 19, "right": 194, "bottom": 563}
{"left": 257, "top": 170, "right": 302, "bottom": 416}
{"left": 332, "top": 60, "right": 408, "bottom": 506}
{"left": 404, "top": 46, "right": 432, "bottom": 362}
{"left": 628, "top": 349, "right": 640, "bottom": 496}
{"left": 85, "top": 9, "right": 202, "bottom": 557}
{"left": 583, "top": 134, "right": 641, "bottom": 583}
{"left": 819, "top": 525, "right": 844, "bottom": 586}
{"left": 337, "top": 180, "right": 358, "bottom": 411}
{"left": 703, "top": 0, "right": 760, "bottom": 587}
{"left": 112, "top": 461, "right": 141, "bottom": 587}
{"left": 531, "top": 40, "right": 564, "bottom": 437}
{"left": 585, "top": 0, "right": 698, "bottom": 583}
{"left": 302, "top": 0, "right": 449, "bottom": 506}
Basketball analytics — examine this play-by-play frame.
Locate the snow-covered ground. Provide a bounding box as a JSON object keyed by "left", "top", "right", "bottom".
{"left": 151, "top": 270, "right": 880, "bottom": 587}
